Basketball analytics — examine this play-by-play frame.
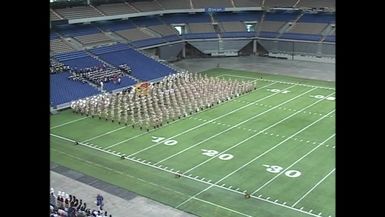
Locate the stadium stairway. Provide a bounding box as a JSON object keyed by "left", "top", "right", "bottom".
{"left": 276, "top": 12, "right": 305, "bottom": 39}
{"left": 256, "top": 10, "right": 266, "bottom": 37}
{"left": 123, "top": 1, "right": 141, "bottom": 12}
{"left": 50, "top": 8, "right": 64, "bottom": 20}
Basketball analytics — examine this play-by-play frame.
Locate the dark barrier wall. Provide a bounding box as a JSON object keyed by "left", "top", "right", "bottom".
{"left": 159, "top": 43, "right": 184, "bottom": 61}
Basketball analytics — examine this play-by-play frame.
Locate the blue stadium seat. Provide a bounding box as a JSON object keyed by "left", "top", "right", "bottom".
{"left": 222, "top": 32, "right": 256, "bottom": 38}
{"left": 53, "top": 24, "right": 101, "bottom": 37}
{"left": 323, "top": 35, "right": 335, "bottom": 42}
{"left": 93, "top": 44, "right": 176, "bottom": 81}
{"left": 280, "top": 33, "right": 322, "bottom": 41}
{"left": 50, "top": 72, "right": 99, "bottom": 106}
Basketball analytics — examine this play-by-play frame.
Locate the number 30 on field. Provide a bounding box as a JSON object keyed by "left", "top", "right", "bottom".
{"left": 263, "top": 164, "right": 301, "bottom": 178}
{"left": 201, "top": 149, "right": 234, "bottom": 160}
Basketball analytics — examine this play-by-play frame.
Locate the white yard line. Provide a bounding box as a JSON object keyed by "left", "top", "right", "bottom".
{"left": 81, "top": 126, "right": 127, "bottom": 143}
{"left": 191, "top": 197, "right": 252, "bottom": 217}
{"left": 251, "top": 134, "right": 335, "bottom": 194}
{"left": 219, "top": 74, "right": 335, "bottom": 90}
{"left": 104, "top": 82, "right": 278, "bottom": 150}
{"left": 51, "top": 133, "right": 322, "bottom": 217}
{"left": 124, "top": 83, "right": 300, "bottom": 158}
{"left": 292, "top": 168, "right": 335, "bottom": 207}
{"left": 175, "top": 109, "right": 334, "bottom": 209}
{"left": 237, "top": 100, "right": 334, "bottom": 118}
{"left": 51, "top": 116, "right": 90, "bottom": 129}
{"left": 156, "top": 87, "right": 318, "bottom": 165}
{"left": 51, "top": 148, "right": 251, "bottom": 216}
{"left": 182, "top": 93, "right": 335, "bottom": 174}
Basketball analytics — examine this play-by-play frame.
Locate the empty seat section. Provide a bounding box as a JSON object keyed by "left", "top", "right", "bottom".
{"left": 96, "top": 20, "right": 136, "bottom": 32}
{"left": 54, "top": 6, "right": 103, "bottom": 20}
{"left": 221, "top": 22, "right": 246, "bottom": 32}
{"left": 90, "top": 43, "right": 130, "bottom": 55}
{"left": 50, "top": 32, "right": 60, "bottom": 40}
{"left": 161, "top": 13, "right": 211, "bottom": 24}
{"left": 157, "top": 0, "right": 191, "bottom": 9}
{"left": 258, "top": 21, "right": 285, "bottom": 34}
{"left": 264, "top": 0, "right": 297, "bottom": 7}
{"left": 116, "top": 28, "right": 155, "bottom": 41}
{"left": 61, "top": 56, "right": 102, "bottom": 69}
{"left": 233, "top": 0, "right": 262, "bottom": 7}
{"left": 130, "top": 0, "right": 162, "bottom": 12}
{"left": 192, "top": 0, "right": 233, "bottom": 8}
{"left": 96, "top": 3, "right": 137, "bottom": 15}
{"left": 214, "top": 11, "right": 263, "bottom": 22}
{"left": 297, "top": 0, "right": 335, "bottom": 9}
{"left": 264, "top": 11, "right": 301, "bottom": 22}
{"left": 298, "top": 13, "right": 335, "bottom": 23}
{"left": 54, "top": 51, "right": 102, "bottom": 68}
{"left": 50, "top": 39, "right": 76, "bottom": 54}
{"left": 74, "top": 33, "right": 112, "bottom": 45}
{"left": 323, "top": 35, "right": 335, "bottom": 42}
{"left": 54, "top": 24, "right": 100, "bottom": 37}
{"left": 97, "top": 46, "right": 175, "bottom": 81}
{"left": 130, "top": 16, "right": 163, "bottom": 27}
{"left": 50, "top": 72, "right": 99, "bottom": 106}
{"left": 147, "top": 24, "right": 179, "bottom": 36}
{"left": 289, "top": 22, "right": 327, "bottom": 34}
{"left": 50, "top": 10, "right": 62, "bottom": 21}
{"left": 189, "top": 23, "right": 216, "bottom": 33}
{"left": 280, "top": 33, "right": 322, "bottom": 41}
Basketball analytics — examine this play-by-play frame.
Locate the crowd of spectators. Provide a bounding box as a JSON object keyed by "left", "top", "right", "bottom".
{"left": 117, "top": 64, "right": 132, "bottom": 74}
{"left": 68, "top": 65, "right": 125, "bottom": 86}
{"left": 50, "top": 188, "right": 112, "bottom": 217}
{"left": 50, "top": 58, "right": 70, "bottom": 73}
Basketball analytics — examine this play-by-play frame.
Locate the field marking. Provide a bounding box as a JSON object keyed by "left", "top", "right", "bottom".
{"left": 81, "top": 126, "right": 127, "bottom": 143}
{"left": 51, "top": 116, "right": 90, "bottom": 129}
{"left": 219, "top": 100, "right": 334, "bottom": 118}
{"left": 182, "top": 92, "right": 335, "bottom": 174}
{"left": 51, "top": 133, "right": 322, "bottom": 217}
{"left": 292, "top": 168, "right": 336, "bottom": 207}
{"left": 125, "top": 83, "right": 301, "bottom": 158}
{"left": 155, "top": 87, "right": 318, "bottom": 165}
{"left": 251, "top": 134, "right": 335, "bottom": 194}
{"left": 175, "top": 109, "right": 334, "bottom": 209}
{"left": 51, "top": 148, "right": 252, "bottom": 217}
{"left": 104, "top": 82, "right": 278, "bottom": 150}
{"left": 191, "top": 197, "right": 252, "bottom": 217}
{"left": 219, "top": 74, "right": 335, "bottom": 90}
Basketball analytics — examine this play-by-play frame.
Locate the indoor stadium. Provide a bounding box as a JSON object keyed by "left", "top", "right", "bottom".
{"left": 50, "top": 0, "right": 335, "bottom": 216}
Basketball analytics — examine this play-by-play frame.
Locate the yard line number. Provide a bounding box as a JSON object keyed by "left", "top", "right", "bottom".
{"left": 151, "top": 136, "right": 178, "bottom": 146}
{"left": 310, "top": 95, "right": 335, "bottom": 101}
{"left": 263, "top": 164, "right": 301, "bottom": 178}
{"left": 267, "top": 89, "right": 290, "bottom": 94}
{"left": 201, "top": 149, "right": 234, "bottom": 160}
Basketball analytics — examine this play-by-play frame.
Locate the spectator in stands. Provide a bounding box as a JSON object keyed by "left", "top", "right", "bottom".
{"left": 100, "top": 81, "right": 103, "bottom": 91}
{"left": 50, "top": 188, "right": 57, "bottom": 208}
{"left": 96, "top": 194, "right": 104, "bottom": 210}
{"left": 118, "top": 77, "right": 121, "bottom": 84}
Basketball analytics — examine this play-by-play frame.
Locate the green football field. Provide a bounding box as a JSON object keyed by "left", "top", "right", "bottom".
{"left": 50, "top": 68, "right": 335, "bottom": 217}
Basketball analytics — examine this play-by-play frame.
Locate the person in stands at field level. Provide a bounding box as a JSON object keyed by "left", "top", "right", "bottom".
{"left": 96, "top": 193, "right": 104, "bottom": 210}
